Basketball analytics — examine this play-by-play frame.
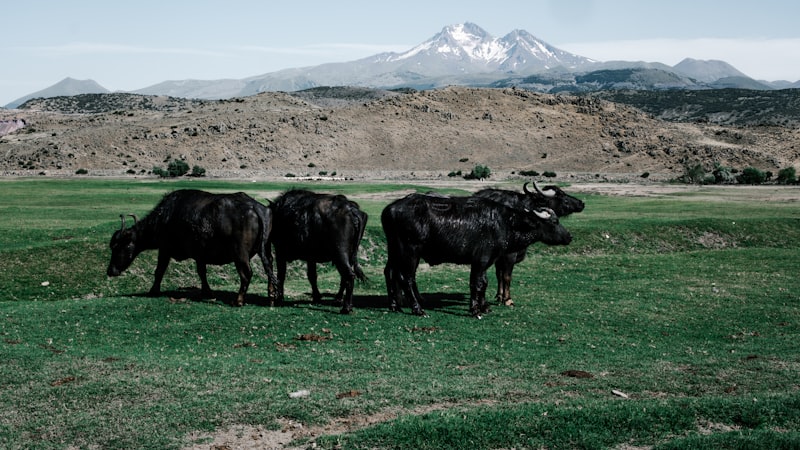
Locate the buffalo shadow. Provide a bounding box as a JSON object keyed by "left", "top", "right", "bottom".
{"left": 128, "top": 287, "right": 276, "bottom": 307}
{"left": 127, "top": 287, "right": 477, "bottom": 316}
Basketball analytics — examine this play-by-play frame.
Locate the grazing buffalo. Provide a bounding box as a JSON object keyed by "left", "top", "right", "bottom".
{"left": 474, "top": 182, "right": 585, "bottom": 305}
{"left": 381, "top": 193, "right": 572, "bottom": 318}
{"left": 269, "top": 189, "right": 367, "bottom": 314}
{"left": 107, "top": 189, "right": 275, "bottom": 306}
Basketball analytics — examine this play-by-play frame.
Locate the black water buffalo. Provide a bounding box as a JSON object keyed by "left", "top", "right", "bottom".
{"left": 107, "top": 189, "right": 275, "bottom": 306}
{"left": 269, "top": 189, "right": 367, "bottom": 314}
{"left": 381, "top": 193, "right": 572, "bottom": 318}
{"left": 473, "top": 182, "right": 585, "bottom": 305}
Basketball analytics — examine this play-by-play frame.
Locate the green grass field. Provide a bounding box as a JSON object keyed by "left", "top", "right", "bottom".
{"left": 0, "top": 178, "right": 798, "bottom": 449}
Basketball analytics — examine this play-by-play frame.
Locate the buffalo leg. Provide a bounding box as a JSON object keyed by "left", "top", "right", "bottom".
{"left": 469, "top": 265, "right": 491, "bottom": 318}
{"left": 408, "top": 275, "right": 426, "bottom": 316}
{"left": 407, "top": 276, "right": 426, "bottom": 316}
{"left": 233, "top": 259, "right": 252, "bottom": 307}
{"left": 384, "top": 262, "right": 403, "bottom": 313}
{"left": 334, "top": 280, "right": 346, "bottom": 303}
{"left": 275, "top": 256, "right": 287, "bottom": 304}
{"left": 331, "top": 249, "right": 356, "bottom": 314}
{"left": 149, "top": 251, "right": 171, "bottom": 296}
{"left": 258, "top": 245, "right": 278, "bottom": 305}
{"left": 399, "top": 260, "right": 425, "bottom": 316}
{"left": 501, "top": 265, "right": 513, "bottom": 306}
{"left": 306, "top": 262, "right": 322, "bottom": 303}
{"left": 196, "top": 262, "right": 214, "bottom": 298}
{"left": 494, "top": 263, "right": 506, "bottom": 303}
{"left": 336, "top": 268, "right": 355, "bottom": 315}
{"left": 494, "top": 255, "right": 515, "bottom": 306}
{"left": 389, "top": 253, "right": 425, "bottom": 316}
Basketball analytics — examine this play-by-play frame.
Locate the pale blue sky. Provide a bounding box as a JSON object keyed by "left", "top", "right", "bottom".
{"left": 3, "top": 0, "right": 799, "bottom": 105}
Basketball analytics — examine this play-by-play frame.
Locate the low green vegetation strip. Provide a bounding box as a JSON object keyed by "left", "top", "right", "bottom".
{"left": 0, "top": 178, "right": 798, "bottom": 449}
{"left": 334, "top": 395, "right": 800, "bottom": 449}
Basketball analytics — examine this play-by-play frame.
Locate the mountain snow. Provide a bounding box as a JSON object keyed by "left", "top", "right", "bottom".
{"left": 390, "top": 23, "right": 560, "bottom": 66}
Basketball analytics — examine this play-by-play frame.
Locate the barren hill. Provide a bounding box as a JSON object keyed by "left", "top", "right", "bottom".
{"left": 1, "top": 87, "right": 797, "bottom": 180}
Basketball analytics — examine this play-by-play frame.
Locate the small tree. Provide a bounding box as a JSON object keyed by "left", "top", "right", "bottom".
{"left": 777, "top": 167, "right": 797, "bottom": 184}
{"left": 737, "top": 167, "right": 767, "bottom": 184}
{"left": 153, "top": 159, "right": 191, "bottom": 178}
{"left": 190, "top": 165, "right": 206, "bottom": 177}
{"left": 712, "top": 163, "right": 736, "bottom": 184}
{"left": 681, "top": 163, "right": 706, "bottom": 184}
{"left": 464, "top": 164, "right": 491, "bottom": 180}
{"left": 167, "top": 159, "right": 190, "bottom": 177}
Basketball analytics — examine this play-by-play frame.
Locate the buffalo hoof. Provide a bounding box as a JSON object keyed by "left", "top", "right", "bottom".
{"left": 339, "top": 307, "right": 352, "bottom": 315}
{"left": 412, "top": 309, "right": 427, "bottom": 317}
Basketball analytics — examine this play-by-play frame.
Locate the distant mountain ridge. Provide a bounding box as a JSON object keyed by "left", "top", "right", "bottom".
{"left": 5, "top": 23, "right": 797, "bottom": 108}
{"left": 6, "top": 77, "right": 109, "bottom": 109}
{"left": 672, "top": 58, "right": 748, "bottom": 83}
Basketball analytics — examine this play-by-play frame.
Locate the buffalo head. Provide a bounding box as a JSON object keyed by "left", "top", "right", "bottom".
{"left": 528, "top": 207, "right": 572, "bottom": 246}
{"left": 524, "top": 182, "right": 585, "bottom": 217}
{"left": 107, "top": 214, "right": 139, "bottom": 277}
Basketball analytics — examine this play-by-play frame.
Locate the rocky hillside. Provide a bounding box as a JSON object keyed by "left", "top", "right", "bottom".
{"left": 589, "top": 89, "right": 800, "bottom": 127}
{"left": 1, "top": 87, "right": 797, "bottom": 180}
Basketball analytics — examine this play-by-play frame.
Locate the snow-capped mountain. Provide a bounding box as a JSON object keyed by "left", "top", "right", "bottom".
{"left": 389, "top": 22, "right": 511, "bottom": 64}
{"left": 6, "top": 23, "right": 773, "bottom": 107}
{"left": 382, "top": 23, "right": 593, "bottom": 73}
{"left": 239, "top": 23, "right": 596, "bottom": 95}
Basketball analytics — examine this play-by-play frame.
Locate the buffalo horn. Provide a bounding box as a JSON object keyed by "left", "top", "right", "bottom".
{"left": 525, "top": 181, "right": 547, "bottom": 197}
{"left": 531, "top": 181, "right": 556, "bottom": 198}
{"left": 523, "top": 182, "right": 534, "bottom": 195}
{"left": 119, "top": 214, "right": 138, "bottom": 230}
{"left": 533, "top": 209, "right": 552, "bottom": 220}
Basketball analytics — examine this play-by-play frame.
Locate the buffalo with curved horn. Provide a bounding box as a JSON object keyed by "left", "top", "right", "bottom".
{"left": 107, "top": 189, "right": 276, "bottom": 306}
{"left": 382, "top": 193, "right": 572, "bottom": 318}
{"left": 473, "top": 181, "right": 584, "bottom": 305}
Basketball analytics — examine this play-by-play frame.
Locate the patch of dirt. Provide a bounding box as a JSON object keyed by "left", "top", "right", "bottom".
{"left": 697, "top": 419, "right": 741, "bottom": 435}
{"left": 182, "top": 401, "right": 498, "bottom": 450}
{"left": 2, "top": 87, "right": 797, "bottom": 180}
{"left": 695, "top": 231, "right": 736, "bottom": 249}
